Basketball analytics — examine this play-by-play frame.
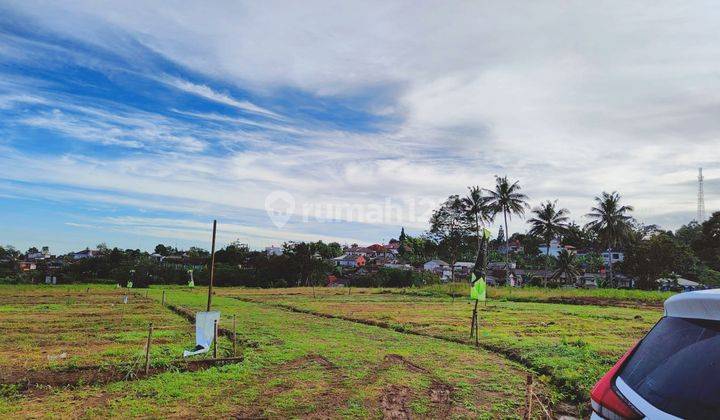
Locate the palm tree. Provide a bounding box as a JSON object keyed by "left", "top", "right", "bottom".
{"left": 585, "top": 191, "right": 634, "bottom": 287}
{"left": 528, "top": 200, "right": 570, "bottom": 287}
{"left": 552, "top": 249, "right": 581, "bottom": 285}
{"left": 462, "top": 186, "right": 494, "bottom": 253}
{"left": 484, "top": 176, "right": 529, "bottom": 284}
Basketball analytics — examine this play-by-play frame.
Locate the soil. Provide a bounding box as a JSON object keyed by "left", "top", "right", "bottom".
{"left": 379, "top": 385, "right": 412, "bottom": 419}
{"left": 3, "top": 357, "right": 244, "bottom": 396}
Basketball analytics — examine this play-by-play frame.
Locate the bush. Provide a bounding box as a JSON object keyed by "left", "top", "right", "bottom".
{"left": 353, "top": 268, "right": 441, "bottom": 288}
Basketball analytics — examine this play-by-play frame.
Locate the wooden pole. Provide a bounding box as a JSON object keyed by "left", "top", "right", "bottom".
{"left": 213, "top": 319, "right": 218, "bottom": 359}
{"left": 470, "top": 302, "right": 476, "bottom": 338}
{"left": 144, "top": 322, "right": 153, "bottom": 375}
{"left": 207, "top": 220, "right": 217, "bottom": 312}
{"left": 524, "top": 374, "right": 533, "bottom": 420}
{"left": 145, "top": 289, "right": 149, "bottom": 298}
{"left": 161, "top": 290, "right": 166, "bottom": 306}
{"left": 232, "top": 315, "right": 237, "bottom": 357}
{"left": 473, "top": 300, "right": 480, "bottom": 347}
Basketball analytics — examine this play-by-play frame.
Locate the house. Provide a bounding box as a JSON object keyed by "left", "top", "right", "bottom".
{"left": 601, "top": 250, "right": 624, "bottom": 265}
{"left": 73, "top": 248, "right": 100, "bottom": 260}
{"left": 265, "top": 246, "right": 284, "bottom": 256}
{"left": 367, "top": 244, "right": 394, "bottom": 260}
{"left": 423, "top": 259, "right": 449, "bottom": 271}
{"left": 333, "top": 254, "right": 366, "bottom": 268}
{"left": 498, "top": 239, "right": 523, "bottom": 254}
{"left": 344, "top": 246, "right": 371, "bottom": 257}
{"left": 423, "top": 260, "right": 452, "bottom": 280}
{"left": 538, "top": 239, "right": 576, "bottom": 257}
{"left": 658, "top": 277, "right": 704, "bottom": 292}
{"left": 453, "top": 262, "right": 475, "bottom": 277}
{"left": 488, "top": 261, "right": 516, "bottom": 270}
{"left": 18, "top": 261, "right": 37, "bottom": 271}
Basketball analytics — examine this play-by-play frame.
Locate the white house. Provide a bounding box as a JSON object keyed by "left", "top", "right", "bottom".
{"left": 333, "top": 254, "right": 366, "bottom": 268}
{"left": 73, "top": 249, "right": 99, "bottom": 260}
{"left": 423, "top": 259, "right": 449, "bottom": 271}
{"left": 423, "top": 260, "right": 453, "bottom": 280}
{"left": 538, "top": 239, "right": 563, "bottom": 257}
{"left": 265, "top": 246, "right": 284, "bottom": 256}
{"left": 601, "top": 250, "right": 624, "bottom": 265}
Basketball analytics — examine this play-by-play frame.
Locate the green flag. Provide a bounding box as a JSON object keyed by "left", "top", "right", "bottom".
{"left": 470, "top": 273, "right": 486, "bottom": 301}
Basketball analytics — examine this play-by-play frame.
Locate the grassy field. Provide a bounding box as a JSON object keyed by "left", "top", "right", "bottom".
{"left": 0, "top": 285, "right": 565, "bottom": 419}
{"left": 217, "top": 286, "right": 665, "bottom": 403}
{"left": 393, "top": 284, "right": 673, "bottom": 307}
{"left": 0, "top": 285, "right": 200, "bottom": 378}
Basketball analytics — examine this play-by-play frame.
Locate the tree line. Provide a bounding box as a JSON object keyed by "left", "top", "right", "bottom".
{"left": 408, "top": 176, "right": 720, "bottom": 289}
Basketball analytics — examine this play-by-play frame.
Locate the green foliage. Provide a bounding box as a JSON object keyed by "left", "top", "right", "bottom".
{"left": 621, "top": 233, "right": 696, "bottom": 289}
{"left": 354, "top": 268, "right": 440, "bottom": 288}
{"left": 692, "top": 211, "right": 720, "bottom": 271}
{"left": 577, "top": 252, "right": 604, "bottom": 273}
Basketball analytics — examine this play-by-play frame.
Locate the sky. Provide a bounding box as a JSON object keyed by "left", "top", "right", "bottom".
{"left": 1, "top": 1, "right": 719, "bottom": 254}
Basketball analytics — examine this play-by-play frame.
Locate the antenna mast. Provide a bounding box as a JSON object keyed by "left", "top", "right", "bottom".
{"left": 697, "top": 168, "right": 706, "bottom": 222}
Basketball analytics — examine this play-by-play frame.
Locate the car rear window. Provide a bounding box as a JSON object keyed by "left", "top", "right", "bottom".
{"left": 619, "top": 316, "right": 720, "bottom": 419}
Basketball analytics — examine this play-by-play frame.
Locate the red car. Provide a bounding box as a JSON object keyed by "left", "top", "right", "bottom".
{"left": 590, "top": 289, "right": 720, "bottom": 419}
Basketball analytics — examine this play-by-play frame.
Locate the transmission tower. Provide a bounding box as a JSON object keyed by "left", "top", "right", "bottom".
{"left": 697, "top": 167, "right": 706, "bottom": 222}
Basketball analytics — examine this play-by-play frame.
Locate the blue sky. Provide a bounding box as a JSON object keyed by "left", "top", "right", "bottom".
{"left": 1, "top": 1, "right": 718, "bottom": 254}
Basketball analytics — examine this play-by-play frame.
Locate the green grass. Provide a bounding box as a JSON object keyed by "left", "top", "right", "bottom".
{"left": 0, "top": 286, "right": 560, "bottom": 418}
{"left": 220, "top": 287, "right": 662, "bottom": 403}
{"left": 397, "top": 283, "right": 674, "bottom": 305}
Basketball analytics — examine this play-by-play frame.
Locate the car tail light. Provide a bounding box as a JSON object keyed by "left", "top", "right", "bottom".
{"left": 590, "top": 343, "right": 642, "bottom": 420}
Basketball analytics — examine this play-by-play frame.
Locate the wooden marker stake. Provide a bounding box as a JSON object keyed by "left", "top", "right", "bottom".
{"left": 144, "top": 322, "right": 153, "bottom": 375}
{"left": 207, "top": 220, "right": 217, "bottom": 312}
{"left": 213, "top": 319, "right": 218, "bottom": 359}
{"left": 232, "top": 315, "right": 237, "bottom": 357}
{"left": 524, "top": 374, "right": 533, "bottom": 419}
{"left": 161, "top": 290, "right": 166, "bottom": 306}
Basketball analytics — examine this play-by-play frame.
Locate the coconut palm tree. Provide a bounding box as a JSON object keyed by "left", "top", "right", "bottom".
{"left": 552, "top": 249, "right": 581, "bottom": 285}
{"left": 462, "top": 186, "right": 494, "bottom": 253}
{"left": 585, "top": 191, "right": 634, "bottom": 287}
{"left": 527, "top": 200, "right": 570, "bottom": 287}
{"left": 484, "top": 176, "right": 529, "bottom": 283}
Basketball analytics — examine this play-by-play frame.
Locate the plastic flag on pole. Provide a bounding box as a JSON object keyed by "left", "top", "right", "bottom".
{"left": 470, "top": 273, "right": 486, "bottom": 301}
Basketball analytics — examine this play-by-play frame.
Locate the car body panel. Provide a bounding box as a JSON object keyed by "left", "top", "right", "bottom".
{"left": 664, "top": 289, "right": 720, "bottom": 321}
{"left": 615, "top": 377, "right": 680, "bottom": 420}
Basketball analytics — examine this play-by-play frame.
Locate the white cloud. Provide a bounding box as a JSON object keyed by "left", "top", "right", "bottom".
{"left": 161, "top": 76, "right": 280, "bottom": 118}
{"left": 2, "top": 0, "right": 720, "bottom": 248}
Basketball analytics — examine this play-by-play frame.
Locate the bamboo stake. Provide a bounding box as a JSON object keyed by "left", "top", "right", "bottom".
{"left": 470, "top": 301, "right": 477, "bottom": 338}
{"left": 475, "top": 300, "right": 480, "bottom": 347}
{"left": 207, "top": 220, "right": 217, "bottom": 312}
{"left": 533, "top": 393, "right": 552, "bottom": 419}
{"left": 161, "top": 290, "right": 166, "bottom": 306}
{"left": 144, "top": 322, "right": 153, "bottom": 375}
{"left": 232, "top": 315, "right": 237, "bottom": 357}
{"left": 213, "top": 319, "right": 218, "bottom": 359}
{"left": 524, "top": 374, "right": 533, "bottom": 420}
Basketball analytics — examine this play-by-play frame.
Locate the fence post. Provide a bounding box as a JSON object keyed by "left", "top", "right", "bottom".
{"left": 524, "top": 374, "right": 533, "bottom": 420}
{"left": 144, "top": 322, "right": 153, "bottom": 375}
{"left": 161, "top": 290, "right": 166, "bottom": 306}
{"left": 213, "top": 319, "right": 218, "bottom": 359}
{"left": 232, "top": 315, "right": 237, "bottom": 357}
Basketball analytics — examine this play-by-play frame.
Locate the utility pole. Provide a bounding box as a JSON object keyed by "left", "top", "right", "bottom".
{"left": 207, "top": 220, "right": 217, "bottom": 312}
